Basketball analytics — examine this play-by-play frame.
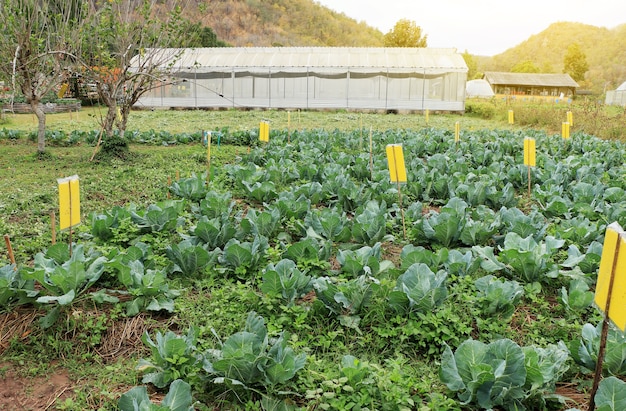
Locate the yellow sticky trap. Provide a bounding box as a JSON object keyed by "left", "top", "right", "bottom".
{"left": 57, "top": 175, "right": 80, "bottom": 230}
{"left": 386, "top": 144, "right": 407, "bottom": 183}
{"left": 523, "top": 138, "right": 536, "bottom": 167}
{"left": 58, "top": 83, "right": 69, "bottom": 99}
{"left": 259, "top": 121, "right": 269, "bottom": 142}
{"left": 594, "top": 222, "right": 626, "bottom": 331}
{"left": 562, "top": 122, "right": 570, "bottom": 139}
{"left": 508, "top": 110, "right": 514, "bottom": 124}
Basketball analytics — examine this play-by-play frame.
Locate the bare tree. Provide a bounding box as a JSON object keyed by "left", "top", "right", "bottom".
{"left": 0, "top": 0, "right": 83, "bottom": 155}
{"left": 81, "top": 0, "right": 198, "bottom": 158}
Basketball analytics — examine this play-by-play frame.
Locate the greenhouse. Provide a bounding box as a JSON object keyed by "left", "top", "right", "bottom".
{"left": 133, "top": 47, "right": 468, "bottom": 112}
{"left": 605, "top": 81, "right": 626, "bottom": 106}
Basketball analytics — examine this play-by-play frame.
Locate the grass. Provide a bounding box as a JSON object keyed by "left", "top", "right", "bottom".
{"left": 1, "top": 105, "right": 509, "bottom": 134}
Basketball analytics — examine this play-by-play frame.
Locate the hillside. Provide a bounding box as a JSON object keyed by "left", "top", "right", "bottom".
{"left": 189, "top": 0, "right": 384, "bottom": 47}
{"left": 483, "top": 22, "right": 626, "bottom": 93}
{"left": 185, "top": 2, "right": 624, "bottom": 94}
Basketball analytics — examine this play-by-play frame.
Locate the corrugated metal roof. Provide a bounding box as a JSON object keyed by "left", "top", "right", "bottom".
{"left": 137, "top": 47, "right": 467, "bottom": 73}
{"left": 484, "top": 72, "right": 579, "bottom": 88}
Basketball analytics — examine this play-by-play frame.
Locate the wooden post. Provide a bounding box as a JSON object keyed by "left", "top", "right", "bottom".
{"left": 206, "top": 131, "right": 212, "bottom": 185}
{"left": 3, "top": 235, "right": 16, "bottom": 267}
{"left": 50, "top": 211, "right": 56, "bottom": 245}
{"left": 527, "top": 165, "right": 531, "bottom": 197}
{"left": 167, "top": 176, "right": 171, "bottom": 199}
{"left": 68, "top": 181, "right": 73, "bottom": 257}
{"left": 589, "top": 238, "right": 622, "bottom": 411}
{"left": 369, "top": 127, "right": 374, "bottom": 181}
{"left": 397, "top": 181, "right": 406, "bottom": 240}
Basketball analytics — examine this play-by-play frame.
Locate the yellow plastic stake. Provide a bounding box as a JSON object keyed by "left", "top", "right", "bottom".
{"left": 57, "top": 175, "right": 80, "bottom": 231}
{"left": 454, "top": 121, "right": 460, "bottom": 143}
{"left": 385, "top": 144, "right": 407, "bottom": 183}
{"left": 508, "top": 110, "right": 514, "bottom": 125}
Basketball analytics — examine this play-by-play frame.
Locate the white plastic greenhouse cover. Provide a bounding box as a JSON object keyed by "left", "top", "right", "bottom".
{"left": 134, "top": 47, "right": 468, "bottom": 111}
{"left": 466, "top": 79, "right": 494, "bottom": 98}
{"left": 606, "top": 81, "right": 626, "bottom": 106}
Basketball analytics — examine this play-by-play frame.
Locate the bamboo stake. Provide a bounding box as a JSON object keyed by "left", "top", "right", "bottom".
{"left": 167, "top": 176, "right": 171, "bottom": 199}
{"left": 589, "top": 237, "right": 622, "bottom": 411}
{"left": 3, "top": 235, "right": 16, "bottom": 267}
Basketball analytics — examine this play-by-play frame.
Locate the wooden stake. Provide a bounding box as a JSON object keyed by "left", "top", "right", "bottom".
{"left": 3, "top": 235, "right": 16, "bottom": 267}
{"left": 89, "top": 129, "right": 104, "bottom": 162}
{"left": 359, "top": 114, "right": 363, "bottom": 151}
{"left": 167, "top": 176, "right": 171, "bottom": 199}
{"left": 176, "top": 170, "right": 180, "bottom": 181}
{"left": 589, "top": 237, "right": 622, "bottom": 411}
{"left": 369, "top": 127, "right": 374, "bottom": 181}
{"left": 527, "top": 165, "right": 531, "bottom": 197}
{"left": 206, "top": 131, "right": 212, "bottom": 185}
{"left": 68, "top": 182, "right": 73, "bottom": 257}
{"left": 397, "top": 181, "right": 406, "bottom": 240}
{"left": 50, "top": 211, "right": 56, "bottom": 245}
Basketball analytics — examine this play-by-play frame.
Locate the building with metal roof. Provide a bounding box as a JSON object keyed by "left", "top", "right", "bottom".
{"left": 134, "top": 47, "right": 468, "bottom": 112}
{"left": 483, "top": 72, "right": 579, "bottom": 103}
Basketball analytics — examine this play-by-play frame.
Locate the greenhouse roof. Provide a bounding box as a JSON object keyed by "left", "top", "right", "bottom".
{"left": 136, "top": 47, "right": 468, "bottom": 73}
{"left": 484, "top": 72, "right": 579, "bottom": 88}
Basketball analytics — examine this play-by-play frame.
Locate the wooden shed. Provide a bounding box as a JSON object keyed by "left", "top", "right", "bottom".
{"left": 483, "top": 72, "right": 579, "bottom": 102}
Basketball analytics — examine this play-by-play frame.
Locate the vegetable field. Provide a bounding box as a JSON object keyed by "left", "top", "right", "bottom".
{"left": 2, "top": 121, "right": 626, "bottom": 410}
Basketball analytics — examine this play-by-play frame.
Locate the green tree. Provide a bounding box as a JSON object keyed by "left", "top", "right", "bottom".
{"left": 185, "top": 24, "right": 230, "bottom": 47}
{"left": 511, "top": 60, "right": 540, "bottom": 73}
{"left": 383, "top": 19, "right": 427, "bottom": 47}
{"left": 80, "top": 0, "right": 198, "bottom": 159}
{"left": 462, "top": 50, "right": 479, "bottom": 80}
{"left": 563, "top": 43, "right": 588, "bottom": 82}
{"left": 0, "top": 0, "right": 83, "bottom": 155}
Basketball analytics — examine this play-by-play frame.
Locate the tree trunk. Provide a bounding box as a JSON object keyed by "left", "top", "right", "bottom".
{"left": 103, "top": 102, "right": 116, "bottom": 139}
{"left": 31, "top": 99, "right": 46, "bottom": 154}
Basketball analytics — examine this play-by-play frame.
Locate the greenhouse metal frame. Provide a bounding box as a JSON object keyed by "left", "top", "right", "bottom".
{"left": 134, "top": 47, "right": 468, "bottom": 112}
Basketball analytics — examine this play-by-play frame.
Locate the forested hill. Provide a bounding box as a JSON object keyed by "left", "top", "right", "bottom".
{"left": 483, "top": 22, "right": 626, "bottom": 92}
{"left": 189, "top": 0, "right": 384, "bottom": 47}
{"left": 185, "top": 2, "right": 625, "bottom": 93}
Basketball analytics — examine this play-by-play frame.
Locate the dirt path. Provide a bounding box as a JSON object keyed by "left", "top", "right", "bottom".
{"left": 0, "top": 363, "right": 72, "bottom": 410}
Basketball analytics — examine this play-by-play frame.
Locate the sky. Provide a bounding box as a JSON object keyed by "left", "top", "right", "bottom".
{"left": 315, "top": 0, "right": 626, "bottom": 56}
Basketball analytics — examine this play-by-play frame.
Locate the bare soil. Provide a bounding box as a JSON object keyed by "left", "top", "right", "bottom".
{"left": 0, "top": 364, "right": 72, "bottom": 411}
